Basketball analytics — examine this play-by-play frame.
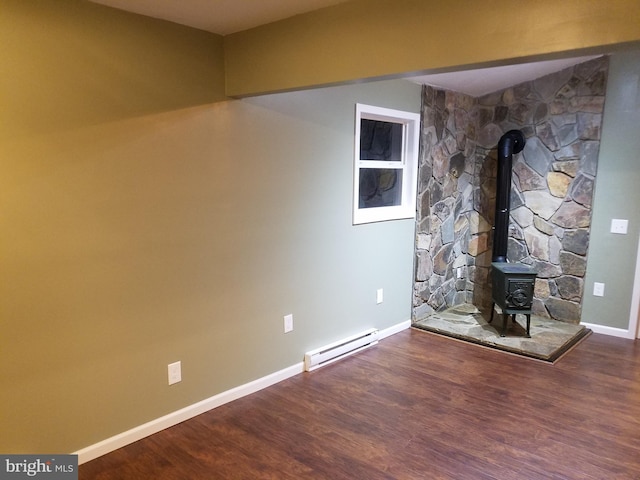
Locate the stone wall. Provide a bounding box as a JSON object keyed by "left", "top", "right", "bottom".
{"left": 413, "top": 56, "right": 609, "bottom": 324}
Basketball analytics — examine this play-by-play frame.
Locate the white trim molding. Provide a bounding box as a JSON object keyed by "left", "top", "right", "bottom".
{"left": 629, "top": 232, "right": 640, "bottom": 339}
{"left": 379, "top": 319, "right": 411, "bottom": 339}
{"left": 75, "top": 362, "right": 304, "bottom": 464}
{"left": 74, "top": 318, "right": 411, "bottom": 464}
{"left": 580, "top": 322, "right": 637, "bottom": 339}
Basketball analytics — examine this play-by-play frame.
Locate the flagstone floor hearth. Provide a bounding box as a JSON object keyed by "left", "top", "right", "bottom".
{"left": 412, "top": 303, "right": 591, "bottom": 362}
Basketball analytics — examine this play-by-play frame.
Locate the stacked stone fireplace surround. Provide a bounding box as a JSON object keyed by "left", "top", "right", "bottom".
{"left": 413, "top": 56, "right": 608, "bottom": 325}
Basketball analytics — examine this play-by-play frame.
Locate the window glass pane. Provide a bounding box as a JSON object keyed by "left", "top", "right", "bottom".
{"left": 360, "top": 119, "right": 403, "bottom": 161}
{"left": 358, "top": 168, "right": 403, "bottom": 208}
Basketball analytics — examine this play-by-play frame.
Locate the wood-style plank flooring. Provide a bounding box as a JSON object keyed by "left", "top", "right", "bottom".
{"left": 80, "top": 329, "right": 640, "bottom": 479}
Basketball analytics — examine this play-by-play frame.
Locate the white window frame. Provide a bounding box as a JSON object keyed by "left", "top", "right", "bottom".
{"left": 353, "top": 103, "right": 420, "bottom": 225}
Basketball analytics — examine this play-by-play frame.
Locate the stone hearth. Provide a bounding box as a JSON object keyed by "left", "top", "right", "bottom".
{"left": 413, "top": 304, "right": 591, "bottom": 362}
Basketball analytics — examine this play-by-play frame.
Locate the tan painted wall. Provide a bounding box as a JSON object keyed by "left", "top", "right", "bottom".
{"left": 1, "top": 0, "right": 227, "bottom": 452}
{"left": 1, "top": 0, "right": 227, "bottom": 140}
{"left": 224, "top": 0, "right": 640, "bottom": 97}
{"left": 1, "top": 0, "right": 420, "bottom": 454}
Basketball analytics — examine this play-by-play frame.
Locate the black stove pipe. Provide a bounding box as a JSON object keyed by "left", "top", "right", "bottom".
{"left": 492, "top": 130, "right": 526, "bottom": 263}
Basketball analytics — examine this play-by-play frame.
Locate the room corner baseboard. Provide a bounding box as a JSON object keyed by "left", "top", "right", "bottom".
{"left": 75, "top": 318, "right": 411, "bottom": 465}
{"left": 74, "top": 362, "right": 304, "bottom": 465}
{"left": 580, "top": 322, "right": 635, "bottom": 339}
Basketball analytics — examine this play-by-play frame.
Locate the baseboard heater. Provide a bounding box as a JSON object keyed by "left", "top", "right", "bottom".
{"left": 304, "top": 328, "right": 379, "bottom": 372}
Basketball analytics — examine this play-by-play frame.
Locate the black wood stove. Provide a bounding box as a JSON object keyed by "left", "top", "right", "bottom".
{"left": 488, "top": 130, "right": 537, "bottom": 337}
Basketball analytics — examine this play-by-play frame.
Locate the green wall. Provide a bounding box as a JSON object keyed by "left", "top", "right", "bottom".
{"left": 0, "top": 0, "right": 420, "bottom": 453}
{"left": 582, "top": 50, "right": 640, "bottom": 333}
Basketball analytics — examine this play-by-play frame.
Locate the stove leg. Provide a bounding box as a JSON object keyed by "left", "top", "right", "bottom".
{"left": 526, "top": 314, "right": 531, "bottom": 338}
{"left": 489, "top": 302, "right": 495, "bottom": 323}
{"left": 501, "top": 313, "right": 508, "bottom": 337}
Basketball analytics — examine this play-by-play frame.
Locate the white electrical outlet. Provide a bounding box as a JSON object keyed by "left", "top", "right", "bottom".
{"left": 457, "top": 268, "right": 463, "bottom": 279}
{"left": 593, "top": 282, "right": 605, "bottom": 297}
{"left": 168, "top": 361, "right": 182, "bottom": 385}
{"left": 284, "top": 314, "right": 293, "bottom": 333}
{"left": 610, "top": 218, "right": 629, "bottom": 234}
{"left": 376, "top": 288, "right": 384, "bottom": 304}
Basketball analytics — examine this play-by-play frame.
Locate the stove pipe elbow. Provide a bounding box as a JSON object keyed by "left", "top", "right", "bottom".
{"left": 498, "top": 129, "right": 526, "bottom": 158}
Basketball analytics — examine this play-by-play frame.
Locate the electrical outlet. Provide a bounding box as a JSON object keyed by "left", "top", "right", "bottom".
{"left": 610, "top": 219, "right": 629, "bottom": 234}
{"left": 284, "top": 314, "right": 293, "bottom": 333}
{"left": 168, "top": 361, "right": 181, "bottom": 385}
{"left": 456, "top": 268, "right": 463, "bottom": 279}
{"left": 376, "top": 288, "right": 384, "bottom": 304}
{"left": 593, "top": 282, "right": 605, "bottom": 297}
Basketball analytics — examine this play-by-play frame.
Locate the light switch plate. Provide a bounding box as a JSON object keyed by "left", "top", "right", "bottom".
{"left": 611, "top": 218, "right": 629, "bottom": 234}
{"left": 168, "top": 361, "right": 182, "bottom": 385}
{"left": 284, "top": 314, "right": 293, "bottom": 333}
{"left": 593, "top": 282, "right": 605, "bottom": 297}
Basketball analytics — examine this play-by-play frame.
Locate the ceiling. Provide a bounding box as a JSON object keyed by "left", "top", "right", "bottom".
{"left": 406, "top": 55, "right": 600, "bottom": 97}
{"left": 89, "top": 0, "right": 352, "bottom": 35}
{"left": 89, "top": 0, "right": 601, "bottom": 96}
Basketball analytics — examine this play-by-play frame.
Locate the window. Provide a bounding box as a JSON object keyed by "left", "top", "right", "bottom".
{"left": 353, "top": 104, "right": 420, "bottom": 224}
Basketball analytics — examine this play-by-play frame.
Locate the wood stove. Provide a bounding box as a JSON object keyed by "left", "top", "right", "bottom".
{"left": 488, "top": 130, "right": 537, "bottom": 337}
{"left": 490, "top": 262, "right": 536, "bottom": 337}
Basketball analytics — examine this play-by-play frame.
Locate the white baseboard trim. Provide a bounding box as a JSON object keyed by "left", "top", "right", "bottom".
{"left": 75, "top": 362, "right": 304, "bottom": 464}
{"left": 379, "top": 319, "right": 411, "bottom": 339}
{"left": 75, "top": 318, "right": 411, "bottom": 465}
{"left": 581, "top": 322, "right": 636, "bottom": 339}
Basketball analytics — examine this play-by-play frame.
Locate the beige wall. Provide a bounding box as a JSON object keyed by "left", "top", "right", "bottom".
{"left": 1, "top": 0, "right": 420, "bottom": 453}
{"left": 224, "top": 0, "right": 640, "bottom": 96}
{"left": 1, "top": 0, "right": 225, "bottom": 452}
{"left": 1, "top": 0, "right": 227, "bottom": 140}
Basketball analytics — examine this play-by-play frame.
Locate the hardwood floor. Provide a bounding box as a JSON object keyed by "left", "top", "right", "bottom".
{"left": 80, "top": 329, "right": 640, "bottom": 479}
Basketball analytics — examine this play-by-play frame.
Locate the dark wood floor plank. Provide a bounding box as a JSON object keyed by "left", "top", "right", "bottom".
{"left": 80, "top": 330, "right": 640, "bottom": 479}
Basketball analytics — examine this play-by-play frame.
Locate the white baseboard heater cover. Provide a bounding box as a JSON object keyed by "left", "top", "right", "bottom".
{"left": 304, "top": 328, "right": 379, "bottom": 371}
